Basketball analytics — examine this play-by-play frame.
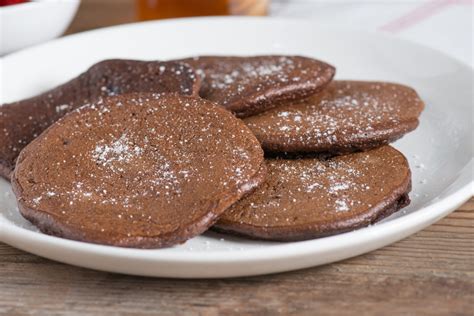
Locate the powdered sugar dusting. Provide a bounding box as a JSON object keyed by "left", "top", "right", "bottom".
{"left": 55, "top": 104, "right": 71, "bottom": 113}
{"left": 187, "top": 56, "right": 330, "bottom": 108}
{"left": 207, "top": 57, "right": 298, "bottom": 94}
{"left": 92, "top": 134, "right": 143, "bottom": 171}
{"left": 246, "top": 81, "right": 423, "bottom": 150}
{"left": 270, "top": 157, "right": 370, "bottom": 214}
{"left": 0, "top": 60, "right": 199, "bottom": 179}
{"left": 223, "top": 146, "right": 408, "bottom": 228}
{"left": 19, "top": 93, "right": 264, "bottom": 238}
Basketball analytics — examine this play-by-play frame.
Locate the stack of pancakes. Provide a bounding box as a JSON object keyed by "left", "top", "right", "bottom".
{"left": 0, "top": 56, "right": 424, "bottom": 248}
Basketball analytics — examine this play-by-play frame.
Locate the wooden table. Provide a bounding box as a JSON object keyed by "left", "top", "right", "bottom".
{"left": 1, "top": 1, "right": 473, "bottom": 315}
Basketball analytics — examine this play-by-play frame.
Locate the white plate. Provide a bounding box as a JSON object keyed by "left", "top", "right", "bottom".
{"left": 0, "top": 17, "right": 472, "bottom": 278}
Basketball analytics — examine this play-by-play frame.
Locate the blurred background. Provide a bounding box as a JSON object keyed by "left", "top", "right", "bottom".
{"left": 0, "top": 0, "right": 472, "bottom": 66}
{"left": 71, "top": 0, "right": 472, "bottom": 65}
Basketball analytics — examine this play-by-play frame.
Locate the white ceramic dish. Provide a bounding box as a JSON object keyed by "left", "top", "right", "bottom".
{"left": 0, "top": 0, "right": 80, "bottom": 55}
{"left": 0, "top": 17, "right": 472, "bottom": 278}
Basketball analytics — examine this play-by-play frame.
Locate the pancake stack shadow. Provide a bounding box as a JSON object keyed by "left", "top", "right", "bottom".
{"left": 0, "top": 55, "right": 424, "bottom": 248}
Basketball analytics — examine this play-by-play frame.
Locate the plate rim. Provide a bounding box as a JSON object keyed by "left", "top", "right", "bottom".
{"left": 2, "top": 175, "right": 472, "bottom": 263}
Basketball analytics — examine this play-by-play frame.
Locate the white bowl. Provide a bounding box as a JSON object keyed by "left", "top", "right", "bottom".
{"left": 0, "top": 0, "right": 80, "bottom": 55}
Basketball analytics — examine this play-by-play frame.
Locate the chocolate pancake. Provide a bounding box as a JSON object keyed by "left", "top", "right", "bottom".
{"left": 180, "top": 55, "right": 335, "bottom": 118}
{"left": 245, "top": 81, "right": 424, "bottom": 153}
{"left": 0, "top": 59, "right": 200, "bottom": 180}
{"left": 12, "top": 93, "right": 265, "bottom": 248}
{"left": 214, "top": 146, "right": 411, "bottom": 241}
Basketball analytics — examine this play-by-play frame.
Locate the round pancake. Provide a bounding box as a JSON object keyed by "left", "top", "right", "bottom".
{"left": 12, "top": 93, "right": 265, "bottom": 248}
{"left": 214, "top": 146, "right": 411, "bottom": 241}
{"left": 244, "top": 81, "right": 424, "bottom": 153}
{"left": 180, "top": 55, "right": 335, "bottom": 118}
{"left": 0, "top": 59, "right": 200, "bottom": 180}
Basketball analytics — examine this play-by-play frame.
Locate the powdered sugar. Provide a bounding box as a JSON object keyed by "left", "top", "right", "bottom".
{"left": 92, "top": 134, "right": 143, "bottom": 170}
{"left": 246, "top": 81, "right": 423, "bottom": 150}
{"left": 207, "top": 57, "right": 297, "bottom": 92}
{"left": 188, "top": 56, "right": 330, "bottom": 108}
{"left": 335, "top": 199, "right": 349, "bottom": 212}
{"left": 275, "top": 157, "right": 371, "bottom": 214}
{"left": 55, "top": 104, "right": 70, "bottom": 113}
{"left": 223, "top": 146, "right": 408, "bottom": 229}
{"left": 20, "top": 93, "right": 264, "bottom": 238}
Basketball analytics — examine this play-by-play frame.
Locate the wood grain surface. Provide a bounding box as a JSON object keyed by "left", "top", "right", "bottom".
{"left": 1, "top": 198, "right": 472, "bottom": 316}
{"left": 1, "top": 1, "right": 473, "bottom": 315}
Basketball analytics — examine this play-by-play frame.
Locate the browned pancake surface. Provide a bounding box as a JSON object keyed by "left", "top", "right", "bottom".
{"left": 214, "top": 146, "right": 411, "bottom": 241}
{"left": 181, "top": 55, "right": 335, "bottom": 117}
{"left": 0, "top": 59, "right": 200, "bottom": 179}
{"left": 245, "top": 81, "right": 424, "bottom": 153}
{"left": 12, "top": 93, "right": 265, "bottom": 248}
